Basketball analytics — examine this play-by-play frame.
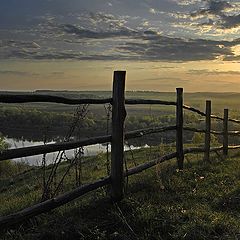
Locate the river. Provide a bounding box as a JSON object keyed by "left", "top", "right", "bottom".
{"left": 5, "top": 137, "right": 148, "bottom": 166}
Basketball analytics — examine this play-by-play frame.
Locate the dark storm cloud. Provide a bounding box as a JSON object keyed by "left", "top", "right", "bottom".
{"left": 221, "top": 14, "right": 240, "bottom": 28}
{"left": 191, "top": 0, "right": 232, "bottom": 17}
{"left": 58, "top": 12, "right": 140, "bottom": 39}
{"left": 0, "top": 0, "right": 239, "bottom": 62}
{"left": 190, "top": 0, "right": 240, "bottom": 29}
{"left": 61, "top": 24, "right": 137, "bottom": 39}
{"left": 1, "top": 12, "right": 239, "bottom": 62}
{"left": 2, "top": 30, "right": 237, "bottom": 62}
{"left": 117, "top": 33, "right": 236, "bottom": 61}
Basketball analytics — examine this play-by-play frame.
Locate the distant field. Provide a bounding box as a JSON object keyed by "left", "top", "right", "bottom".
{"left": 1, "top": 91, "right": 240, "bottom": 117}
{"left": 1, "top": 91, "right": 240, "bottom": 143}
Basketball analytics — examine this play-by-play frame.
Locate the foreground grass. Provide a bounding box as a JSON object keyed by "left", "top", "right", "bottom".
{"left": 1, "top": 149, "right": 240, "bottom": 239}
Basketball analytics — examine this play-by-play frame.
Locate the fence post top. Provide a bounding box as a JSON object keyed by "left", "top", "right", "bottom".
{"left": 176, "top": 88, "right": 183, "bottom": 92}
{"left": 114, "top": 71, "right": 126, "bottom": 75}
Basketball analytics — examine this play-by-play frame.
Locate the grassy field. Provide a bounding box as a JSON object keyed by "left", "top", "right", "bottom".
{"left": 1, "top": 146, "right": 240, "bottom": 239}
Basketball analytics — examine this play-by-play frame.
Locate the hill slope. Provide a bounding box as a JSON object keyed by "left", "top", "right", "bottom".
{"left": 1, "top": 150, "right": 240, "bottom": 239}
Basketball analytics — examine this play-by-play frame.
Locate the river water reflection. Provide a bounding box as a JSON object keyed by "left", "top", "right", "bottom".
{"left": 5, "top": 137, "right": 148, "bottom": 166}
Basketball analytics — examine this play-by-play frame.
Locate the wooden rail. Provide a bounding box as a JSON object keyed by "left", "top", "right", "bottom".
{"left": 0, "top": 126, "right": 177, "bottom": 162}
{"left": 125, "top": 125, "right": 177, "bottom": 139}
{"left": 0, "top": 135, "right": 112, "bottom": 161}
{"left": 183, "top": 127, "right": 240, "bottom": 136}
{"left": 2, "top": 144, "right": 240, "bottom": 228}
{"left": 183, "top": 104, "right": 240, "bottom": 124}
{"left": 0, "top": 94, "right": 112, "bottom": 105}
{"left": 125, "top": 145, "right": 238, "bottom": 177}
{"left": 125, "top": 99, "right": 176, "bottom": 106}
{"left": 1, "top": 70, "right": 240, "bottom": 228}
{"left": 0, "top": 177, "right": 111, "bottom": 228}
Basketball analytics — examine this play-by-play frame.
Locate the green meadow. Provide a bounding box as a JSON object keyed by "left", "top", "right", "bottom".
{"left": 1, "top": 147, "right": 240, "bottom": 239}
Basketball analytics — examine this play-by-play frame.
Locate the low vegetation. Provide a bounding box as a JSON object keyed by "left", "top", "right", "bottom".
{"left": 1, "top": 146, "right": 240, "bottom": 239}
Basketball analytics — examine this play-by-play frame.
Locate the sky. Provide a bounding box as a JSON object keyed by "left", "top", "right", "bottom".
{"left": 0, "top": 0, "right": 240, "bottom": 92}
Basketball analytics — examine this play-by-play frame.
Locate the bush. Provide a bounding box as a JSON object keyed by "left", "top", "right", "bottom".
{"left": 0, "top": 135, "right": 29, "bottom": 178}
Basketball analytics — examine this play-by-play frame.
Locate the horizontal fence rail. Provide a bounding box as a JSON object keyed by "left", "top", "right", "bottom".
{"left": 125, "top": 125, "right": 177, "bottom": 139}
{"left": 0, "top": 126, "right": 177, "bottom": 162}
{"left": 1, "top": 123, "right": 239, "bottom": 164}
{"left": 183, "top": 104, "right": 240, "bottom": 124}
{"left": 183, "top": 126, "right": 221, "bottom": 135}
{"left": 125, "top": 99, "right": 176, "bottom": 106}
{"left": 126, "top": 145, "right": 240, "bottom": 177}
{"left": 0, "top": 177, "right": 111, "bottom": 228}
{"left": 1, "top": 95, "right": 239, "bottom": 123}
{"left": 2, "top": 144, "right": 240, "bottom": 228}
{"left": 0, "top": 135, "right": 112, "bottom": 161}
{"left": 0, "top": 94, "right": 112, "bottom": 105}
{"left": 184, "top": 127, "right": 240, "bottom": 136}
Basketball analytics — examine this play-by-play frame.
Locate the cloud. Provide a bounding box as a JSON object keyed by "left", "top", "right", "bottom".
{"left": 1, "top": 29, "right": 239, "bottom": 62}
{"left": 190, "top": 0, "right": 240, "bottom": 29}
{"left": 191, "top": 0, "right": 232, "bottom": 17}
{"left": 75, "top": 12, "right": 131, "bottom": 31}
{"left": 174, "top": 0, "right": 202, "bottom": 6}
{"left": 133, "top": 77, "right": 187, "bottom": 82}
{"left": 0, "top": 70, "right": 40, "bottom": 76}
{"left": 188, "top": 69, "right": 240, "bottom": 75}
{"left": 57, "top": 12, "right": 142, "bottom": 40}
{"left": 61, "top": 24, "right": 137, "bottom": 39}
{"left": 0, "top": 40, "right": 41, "bottom": 49}
{"left": 0, "top": 6, "right": 239, "bottom": 62}
{"left": 165, "top": 0, "right": 240, "bottom": 37}
{"left": 223, "top": 55, "right": 240, "bottom": 61}
{"left": 118, "top": 32, "right": 236, "bottom": 61}
{"left": 221, "top": 14, "right": 240, "bottom": 28}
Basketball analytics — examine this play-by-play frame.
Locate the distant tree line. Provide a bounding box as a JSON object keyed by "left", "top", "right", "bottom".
{"left": 1, "top": 106, "right": 239, "bottom": 146}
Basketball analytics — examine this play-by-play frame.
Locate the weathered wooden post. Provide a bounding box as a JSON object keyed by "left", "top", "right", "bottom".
{"left": 176, "top": 88, "right": 184, "bottom": 170}
{"left": 223, "top": 108, "right": 228, "bottom": 156}
{"left": 110, "top": 71, "right": 126, "bottom": 201}
{"left": 204, "top": 100, "right": 211, "bottom": 162}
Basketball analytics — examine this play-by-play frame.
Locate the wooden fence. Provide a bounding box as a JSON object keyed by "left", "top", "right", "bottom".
{"left": 1, "top": 70, "right": 240, "bottom": 228}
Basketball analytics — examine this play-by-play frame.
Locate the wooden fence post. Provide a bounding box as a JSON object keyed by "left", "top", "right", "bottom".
{"left": 223, "top": 109, "right": 228, "bottom": 156}
{"left": 110, "top": 71, "right": 126, "bottom": 201}
{"left": 204, "top": 100, "right": 211, "bottom": 162}
{"left": 176, "top": 88, "right": 184, "bottom": 170}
